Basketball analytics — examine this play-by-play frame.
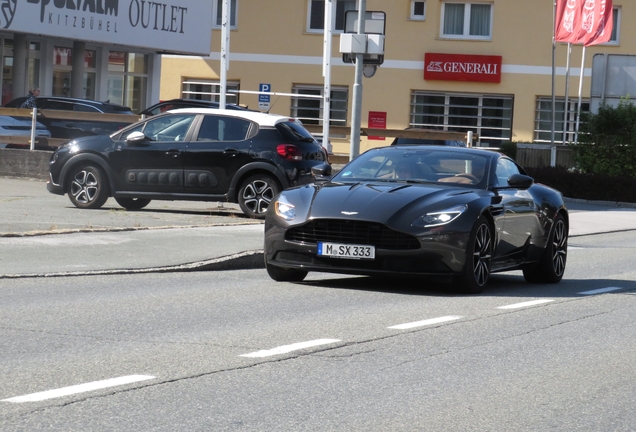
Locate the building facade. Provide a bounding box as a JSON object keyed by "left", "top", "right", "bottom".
{"left": 161, "top": 1, "right": 631, "bottom": 155}
{"left": 1, "top": 0, "right": 212, "bottom": 112}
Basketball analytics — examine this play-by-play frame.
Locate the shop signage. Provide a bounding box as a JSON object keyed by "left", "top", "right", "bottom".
{"left": 424, "top": 53, "right": 502, "bottom": 83}
{"left": 0, "top": 0, "right": 212, "bottom": 55}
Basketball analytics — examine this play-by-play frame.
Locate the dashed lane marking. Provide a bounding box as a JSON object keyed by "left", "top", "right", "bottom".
{"left": 497, "top": 299, "right": 555, "bottom": 310}
{"left": 1, "top": 375, "right": 156, "bottom": 403}
{"left": 579, "top": 287, "right": 623, "bottom": 295}
{"left": 388, "top": 315, "right": 463, "bottom": 330}
{"left": 240, "top": 339, "right": 341, "bottom": 358}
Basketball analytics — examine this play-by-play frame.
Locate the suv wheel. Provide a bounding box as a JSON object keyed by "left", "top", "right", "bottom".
{"left": 68, "top": 164, "right": 110, "bottom": 209}
{"left": 238, "top": 174, "right": 280, "bottom": 219}
{"left": 115, "top": 197, "right": 151, "bottom": 211}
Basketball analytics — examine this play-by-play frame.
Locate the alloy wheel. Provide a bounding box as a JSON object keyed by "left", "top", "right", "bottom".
{"left": 551, "top": 218, "right": 567, "bottom": 276}
{"left": 242, "top": 179, "right": 275, "bottom": 215}
{"left": 472, "top": 223, "right": 492, "bottom": 286}
{"left": 71, "top": 169, "right": 100, "bottom": 204}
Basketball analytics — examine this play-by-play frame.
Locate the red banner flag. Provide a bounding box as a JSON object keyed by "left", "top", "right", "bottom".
{"left": 583, "top": 0, "right": 613, "bottom": 46}
{"left": 555, "top": 0, "right": 613, "bottom": 45}
{"left": 555, "top": 0, "right": 586, "bottom": 43}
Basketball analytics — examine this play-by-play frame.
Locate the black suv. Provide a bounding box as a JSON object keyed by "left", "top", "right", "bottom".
{"left": 5, "top": 96, "right": 136, "bottom": 139}
{"left": 140, "top": 99, "right": 248, "bottom": 116}
{"left": 47, "top": 108, "right": 329, "bottom": 218}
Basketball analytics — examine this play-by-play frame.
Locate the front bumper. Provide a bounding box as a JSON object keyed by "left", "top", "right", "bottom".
{"left": 264, "top": 224, "right": 471, "bottom": 277}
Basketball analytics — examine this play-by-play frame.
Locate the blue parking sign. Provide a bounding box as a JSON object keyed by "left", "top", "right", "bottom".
{"left": 259, "top": 84, "right": 271, "bottom": 103}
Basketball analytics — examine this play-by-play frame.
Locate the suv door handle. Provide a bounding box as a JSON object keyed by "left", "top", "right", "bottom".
{"left": 223, "top": 148, "right": 239, "bottom": 157}
{"left": 165, "top": 149, "right": 181, "bottom": 157}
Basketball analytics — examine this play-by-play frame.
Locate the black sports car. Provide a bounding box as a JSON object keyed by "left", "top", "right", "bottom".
{"left": 264, "top": 146, "right": 568, "bottom": 293}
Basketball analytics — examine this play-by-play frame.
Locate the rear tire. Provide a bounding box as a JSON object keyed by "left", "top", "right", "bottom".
{"left": 67, "top": 164, "right": 109, "bottom": 209}
{"left": 453, "top": 216, "right": 493, "bottom": 294}
{"left": 238, "top": 174, "right": 280, "bottom": 219}
{"left": 266, "top": 263, "right": 307, "bottom": 282}
{"left": 523, "top": 214, "right": 568, "bottom": 283}
{"left": 115, "top": 197, "right": 151, "bottom": 211}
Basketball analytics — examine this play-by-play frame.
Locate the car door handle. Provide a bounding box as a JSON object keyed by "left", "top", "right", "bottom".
{"left": 165, "top": 149, "right": 181, "bottom": 157}
{"left": 223, "top": 148, "right": 240, "bottom": 157}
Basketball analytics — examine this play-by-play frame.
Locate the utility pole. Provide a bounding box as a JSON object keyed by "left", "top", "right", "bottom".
{"left": 349, "top": 0, "right": 366, "bottom": 161}
{"left": 220, "top": 0, "right": 230, "bottom": 109}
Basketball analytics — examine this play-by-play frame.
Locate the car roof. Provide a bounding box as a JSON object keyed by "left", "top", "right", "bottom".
{"left": 168, "top": 108, "right": 300, "bottom": 127}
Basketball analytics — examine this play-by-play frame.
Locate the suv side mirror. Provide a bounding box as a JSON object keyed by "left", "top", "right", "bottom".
{"left": 126, "top": 131, "right": 147, "bottom": 145}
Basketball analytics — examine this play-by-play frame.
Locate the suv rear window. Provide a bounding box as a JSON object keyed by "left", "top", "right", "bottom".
{"left": 276, "top": 121, "right": 314, "bottom": 141}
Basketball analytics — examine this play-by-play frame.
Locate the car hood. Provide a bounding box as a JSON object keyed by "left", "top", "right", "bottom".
{"left": 287, "top": 181, "right": 486, "bottom": 226}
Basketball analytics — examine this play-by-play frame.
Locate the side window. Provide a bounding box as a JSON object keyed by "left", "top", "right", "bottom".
{"left": 142, "top": 114, "right": 196, "bottom": 142}
{"left": 495, "top": 158, "right": 521, "bottom": 187}
{"left": 196, "top": 116, "right": 252, "bottom": 142}
{"left": 46, "top": 101, "right": 73, "bottom": 110}
{"left": 74, "top": 104, "right": 100, "bottom": 113}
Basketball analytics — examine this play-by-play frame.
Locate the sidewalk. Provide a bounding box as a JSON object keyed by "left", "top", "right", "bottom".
{"left": 1, "top": 177, "right": 636, "bottom": 278}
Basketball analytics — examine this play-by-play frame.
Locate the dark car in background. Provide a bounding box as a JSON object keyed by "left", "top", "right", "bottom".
{"left": 390, "top": 128, "right": 466, "bottom": 147}
{"left": 140, "top": 99, "right": 248, "bottom": 117}
{"left": 5, "top": 96, "right": 136, "bottom": 139}
{"left": 391, "top": 137, "right": 466, "bottom": 146}
{"left": 46, "top": 108, "right": 329, "bottom": 218}
{"left": 264, "top": 145, "right": 568, "bottom": 293}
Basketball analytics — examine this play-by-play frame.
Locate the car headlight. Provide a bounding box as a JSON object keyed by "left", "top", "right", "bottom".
{"left": 274, "top": 196, "right": 296, "bottom": 221}
{"left": 413, "top": 204, "right": 467, "bottom": 228}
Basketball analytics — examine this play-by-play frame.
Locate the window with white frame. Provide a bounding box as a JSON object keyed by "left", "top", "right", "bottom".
{"left": 441, "top": 2, "right": 492, "bottom": 40}
{"left": 410, "top": 1, "right": 426, "bottom": 21}
{"left": 181, "top": 79, "right": 240, "bottom": 105}
{"left": 213, "top": 0, "right": 237, "bottom": 29}
{"left": 607, "top": 7, "right": 620, "bottom": 44}
{"left": 307, "top": 0, "right": 356, "bottom": 33}
{"left": 291, "top": 85, "right": 348, "bottom": 129}
{"left": 534, "top": 97, "right": 589, "bottom": 144}
{"left": 410, "top": 91, "right": 513, "bottom": 147}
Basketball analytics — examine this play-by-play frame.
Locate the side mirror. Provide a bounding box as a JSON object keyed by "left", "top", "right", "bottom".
{"left": 507, "top": 173, "right": 534, "bottom": 189}
{"left": 311, "top": 163, "right": 332, "bottom": 181}
{"left": 126, "top": 131, "right": 147, "bottom": 145}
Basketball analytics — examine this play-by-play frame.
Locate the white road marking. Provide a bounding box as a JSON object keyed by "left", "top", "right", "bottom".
{"left": 497, "top": 299, "right": 555, "bottom": 310}
{"left": 240, "top": 339, "right": 341, "bottom": 358}
{"left": 1, "top": 375, "right": 155, "bottom": 403}
{"left": 579, "top": 287, "right": 623, "bottom": 295}
{"left": 388, "top": 315, "right": 463, "bottom": 330}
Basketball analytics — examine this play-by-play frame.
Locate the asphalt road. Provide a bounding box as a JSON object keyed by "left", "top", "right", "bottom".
{"left": 1, "top": 229, "right": 635, "bottom": 431}
{"left": 1, "top": 176, "right": 636, "bottom": 430}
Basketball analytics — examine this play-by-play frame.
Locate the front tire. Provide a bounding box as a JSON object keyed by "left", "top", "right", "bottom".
{"left": 266, "top": 263, "right": 308, "bottom": 282}
{"left": 523, "top": 214, "right": 568, "bottom": 283}
{"left": 115, "top": 197, "right": 151, "bottom": 211}
{"left": 453, "top": 216, "right": 493, "bottom": 294}
{"left": 238, "top": 174, "right": 280, "bottom": 219}
{"left": 67, "top": 164, "right": 110, "bottom": 209}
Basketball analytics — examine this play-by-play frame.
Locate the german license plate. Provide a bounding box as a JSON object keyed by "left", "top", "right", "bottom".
{"left": 317, "top": 242, "right": 375, "bottom": 260}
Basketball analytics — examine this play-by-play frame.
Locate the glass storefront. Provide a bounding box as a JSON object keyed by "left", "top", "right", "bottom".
{"left": 108, "top": 51, "right": 148, "bottom": 111}
{"left": 1, "top": 38, "right": 13, "bottom": 105}
{"left": 52, "top": 46, "right": 97, "bottom": 99}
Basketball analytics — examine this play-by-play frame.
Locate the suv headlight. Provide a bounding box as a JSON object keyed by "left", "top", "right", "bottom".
{"left": 413, "top": 204, "right": 467, "bottom": 228}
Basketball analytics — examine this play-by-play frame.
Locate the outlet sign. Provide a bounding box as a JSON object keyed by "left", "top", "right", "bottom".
{"left": 424, "top": 53, "right": 502, "bottom": 83}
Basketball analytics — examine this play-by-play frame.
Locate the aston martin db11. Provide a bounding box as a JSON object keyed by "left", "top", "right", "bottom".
{"left": 264, "top": 146, "right": 568, "bottom": 293}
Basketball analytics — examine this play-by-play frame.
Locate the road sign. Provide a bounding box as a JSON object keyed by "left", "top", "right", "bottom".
{"left": 259, "top": 83, "right": 271, "bottom": 111}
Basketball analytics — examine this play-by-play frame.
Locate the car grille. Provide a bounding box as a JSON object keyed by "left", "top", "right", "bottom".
{"left": 285, "top": 219, "right": 420, "bottom": 250}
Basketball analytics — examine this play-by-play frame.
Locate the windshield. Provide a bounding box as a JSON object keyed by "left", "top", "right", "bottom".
{"left": 334, "top": 148, "right": 490, "bottom": 187}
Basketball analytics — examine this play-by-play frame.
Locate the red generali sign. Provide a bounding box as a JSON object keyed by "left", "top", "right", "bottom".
{"left": 424, "top": 53, "right": 502, "bottom": 83}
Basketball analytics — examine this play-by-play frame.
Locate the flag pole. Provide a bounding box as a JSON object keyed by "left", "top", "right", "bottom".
{"left": 574, "top": 45, "right": 586, "bottom": 144}
{"left": 550, "top": 0, "right": 557, "bottom": 167}
{"left": 563, "top": 43, "right": 572, "bottom": 145}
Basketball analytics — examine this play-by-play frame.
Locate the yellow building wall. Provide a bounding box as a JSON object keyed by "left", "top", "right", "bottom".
{"left": 161, "top": 1, "right": 635, "bottom": 155}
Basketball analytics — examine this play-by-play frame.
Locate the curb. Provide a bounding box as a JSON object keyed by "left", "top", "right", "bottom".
{"left": 0, "top": 250, "right": 265, "bottom": 279}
